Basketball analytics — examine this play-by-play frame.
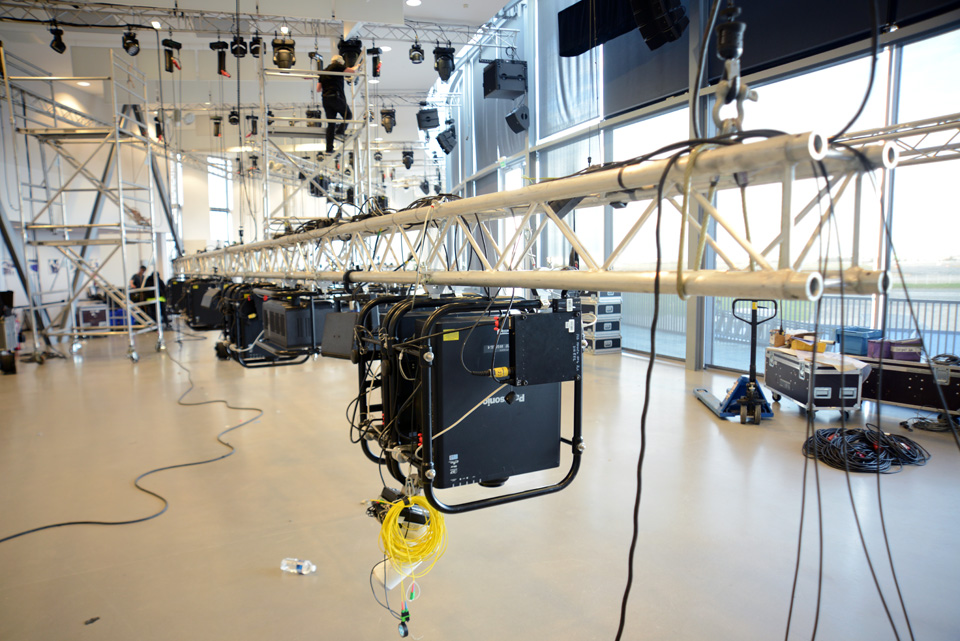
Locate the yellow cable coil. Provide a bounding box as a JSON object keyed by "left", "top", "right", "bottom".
{"left": 379, "top": 496, "right": 447, "bottom": 578}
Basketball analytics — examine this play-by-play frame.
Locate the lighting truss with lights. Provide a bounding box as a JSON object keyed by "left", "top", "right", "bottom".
{"left": 0, "top": 0, "right": 518, "bottom": 47}
{"left": 173, "top": 132, "right": 904, "bottom": 301}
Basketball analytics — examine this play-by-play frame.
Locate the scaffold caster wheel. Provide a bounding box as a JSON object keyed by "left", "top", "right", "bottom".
{"left": 129, "top": 350, "right": 139, "bottom": 363}
{"left": 70, "top": 341, "right": 82, "bottom": 354}
{"left": 156, "top": 339, "right": 166, "bottom": 352}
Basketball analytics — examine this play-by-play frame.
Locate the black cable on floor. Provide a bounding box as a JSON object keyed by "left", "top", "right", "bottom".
{"left": 0, "top": 337, "right": 263, "bottom": 544}
{"left": 802, "top": 427, "right": 931, "bottom": 473}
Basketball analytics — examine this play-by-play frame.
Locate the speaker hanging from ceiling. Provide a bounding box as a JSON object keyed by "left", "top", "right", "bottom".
{"left": 557, "top": 0, "right": 688, "bottom": 57}
{"left": 505, "top": 105, "right": 529, "bottom": 134}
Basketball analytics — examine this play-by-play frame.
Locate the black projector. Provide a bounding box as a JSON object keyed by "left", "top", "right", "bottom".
{"left": 422, "top": 316, "right": 561, "bottom": 489}
{"left": 262, "top": 297, "right": 335, "bottom": 350}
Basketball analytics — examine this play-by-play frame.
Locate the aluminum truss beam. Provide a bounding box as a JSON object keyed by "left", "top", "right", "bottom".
{"left": 0, "top": 0, "right": 517, "bottom": 45}
{"left": 174, "top": 132, "right": 898, "bottom": 302}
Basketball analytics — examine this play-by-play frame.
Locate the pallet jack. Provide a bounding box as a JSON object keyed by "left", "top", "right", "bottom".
{"left": 694, "top": 299, "right": 778, "bottom": 424}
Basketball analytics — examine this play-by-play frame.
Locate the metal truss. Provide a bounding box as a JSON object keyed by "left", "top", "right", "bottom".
{"left": 836, "top": 112, "right": 960, "bottom": 167}
{"left": 174, "top": 132, "right": 898, "bottom": 302}
{"left": 0, "top": 0, "right": 517, "bottom": 45}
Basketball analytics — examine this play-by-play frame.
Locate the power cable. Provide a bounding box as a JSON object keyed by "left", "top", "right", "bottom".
{"left": 0, "top": 326, "right": 263, "bottom": 544}
{"left": 830, "top": 0, "right": 880, "bottom": 141}
{"left": 614, "top": 148, "right": 683, "bottom": 640}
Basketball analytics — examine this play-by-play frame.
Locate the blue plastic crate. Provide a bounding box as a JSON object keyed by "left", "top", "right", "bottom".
{"left": 835, "top": 327, "right": 883, "bottom": 356}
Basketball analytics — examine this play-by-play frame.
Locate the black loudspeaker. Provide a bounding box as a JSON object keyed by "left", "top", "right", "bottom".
{"left": 416, "top": 108, "right": 440, "bottom": 130}
{"left": 630, "top": 0, "right": 689, "bottom": 51}
{"left": 483, "top": 59, "right": 527, "bottom": 99}
{"left": 505, "top": 105, "right": 529, "bottom": 133}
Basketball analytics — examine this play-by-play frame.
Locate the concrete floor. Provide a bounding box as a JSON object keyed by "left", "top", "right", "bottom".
{"left": 1, "top": 327, "right": 958, "bottom": 640}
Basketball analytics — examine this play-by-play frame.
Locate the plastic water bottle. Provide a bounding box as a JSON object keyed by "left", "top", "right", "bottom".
{"left": 280, "top": 558, "right": 316, "bottom": 575}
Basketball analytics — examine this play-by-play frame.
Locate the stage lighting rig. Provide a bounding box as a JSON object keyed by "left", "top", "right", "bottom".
{"left": 419, "top": 179, "right": 429, "bottom": 195}
{"left": 374, "top": 151, "right": 383, "bottom": 162}
{"left": 246, "top": 115, "right": 258, "bottom": 136}
{"left": 272, "top": 35, "right": 296, "bottom": 69}
{"left": 228, "top": 109, "right": 240, "bottom": 126}
{"left": 380, "top": 108, "right": 396, "bottom": 133}
{"left": 367, "top": 46, "right": 382, "bottom": 78}
{"left": 211, "top": 116, "right": 223, "bottom": 137}
{"left": 249, "top": 35, "right": 262, "bottom": 57}
{"left": 210, "top": 40, "right": 230, "bottom": 77}
{"left": 122, "top": 30, "right": 140, "bottom": 56}
{"left": 338, "top": 38, "right": 363, "bottom": 67}
{"left": 409, "top": 39, "right": 424, "bottom": 64}
{"left": 49, "top": 26, "right": 66, "bottom": 55}
{"left": 162, "top": 38, "right": 182, "bottom": 73}
{"left": 230, "top": 35, "right": 247, "bottom": 58}
{"left": 433, "top": 43, "right": 455, "bottom": 82}
{"left": 402, "top": 150, "right": 414, "bottom": 170}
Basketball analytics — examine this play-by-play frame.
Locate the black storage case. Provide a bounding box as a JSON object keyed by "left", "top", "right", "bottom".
{"left": 764, "top": 347, "right": 863, "bottom": 413}
{"left": 860, "top": 356, "right": 960, "bottom": 415}
{"left": 424, "top": 316, "right": 561, "bottom": 489}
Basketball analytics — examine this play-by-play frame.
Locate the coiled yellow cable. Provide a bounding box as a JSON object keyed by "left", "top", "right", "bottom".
{"left": 379, "top": 496, "right": 447, "bottom": 578}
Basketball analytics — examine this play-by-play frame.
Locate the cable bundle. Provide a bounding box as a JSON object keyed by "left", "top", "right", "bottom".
{"left": 379, "top": 495, "right": 447, "bottom": 577}
{"left": 801, "top": 426, "right": 931, "bottom": 473}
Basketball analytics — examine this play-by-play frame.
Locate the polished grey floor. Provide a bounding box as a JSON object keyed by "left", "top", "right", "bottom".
{"left": 1, "top": 328, "right": 958, "bottom": 640}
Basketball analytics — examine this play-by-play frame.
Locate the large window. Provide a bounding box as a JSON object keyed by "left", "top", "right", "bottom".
{"left": 207, "top": 157, "right": 233, "bottom": 247}
{"left": 706, "top": 54, "right": 891, "bottom": 371}
{"left": 609, "top": 108, "right": 689, "bottom": 358}
{"left": 884, "top": 28, "right": 960, "bottom": 356}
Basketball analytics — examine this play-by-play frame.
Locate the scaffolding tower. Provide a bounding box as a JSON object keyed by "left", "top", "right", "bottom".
{"left": 1, "top": 45, "right": 165, "bottom": 362}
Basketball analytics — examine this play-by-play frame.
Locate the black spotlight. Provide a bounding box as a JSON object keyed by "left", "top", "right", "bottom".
{"left": 228, "top": 109, "right": 240, "bottom": 126}
{"left": 272, "top": 36, "right": 296, "bottom": 69}
{"left": 210, "top": 41, "right": 230, "bottom": 77}
{"left": 162, "top": 38, "right": 182, "bottom": 73}
{"left": 367, "top": 47, "right": 382, "bottom": 78}
{"left": 433, "top": 43, "right": 455, "bottom": 82}
{"left": 402, "top": 150, "right": 414, "bottom": 170}
{"left": 154, "top": 116, "right": 164, "bottom": 141}
{"left": 122, "top": 30, "right": 140, "bottom": 56}
{"left": 374, "top": 151, "right": 383, "bottom": 162}
{"left": 409, "top": 39, "right": 424, "bottom": 64}
{"left": 436, "top": 120, "right": 456, "bottom": 155}
{"left": 250, "top": 155, "right": 259, "bottom": 170}
{"left": 230, "top": 35, "right": 247, "bottom": 58}
{"left": 246, "top": 115, "right": 258, "bottom": 136}
{"left": 308, "top": 51, "right": 324, "bottom": 72}
{"left": 338, "top": 38, "right": 363, "bottom": 67}
{"left": 212, "top": 116, "right": 223, "bottom": 138}
{"left": 419, "top": 179, "right": 430, "bottom": 195}
{"left": 380, "top": 108, "right": 396, "bottom": 133}
{"left": 249, "top": 35, "right": 262, "bottom": 58}
{"left": 49, "top": 27, "right": 66, "bottom": 55}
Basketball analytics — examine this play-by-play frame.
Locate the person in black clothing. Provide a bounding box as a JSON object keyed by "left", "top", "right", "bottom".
{"left": 129, "top": 265, "right": 146, "bottom": 291}
{"left": 319, "top": 55, "right": 356, "bottom": 154}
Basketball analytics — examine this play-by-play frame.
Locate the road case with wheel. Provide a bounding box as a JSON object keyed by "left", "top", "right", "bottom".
{"left": 763, "top": 347, "right": 868, "bottom": 417}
